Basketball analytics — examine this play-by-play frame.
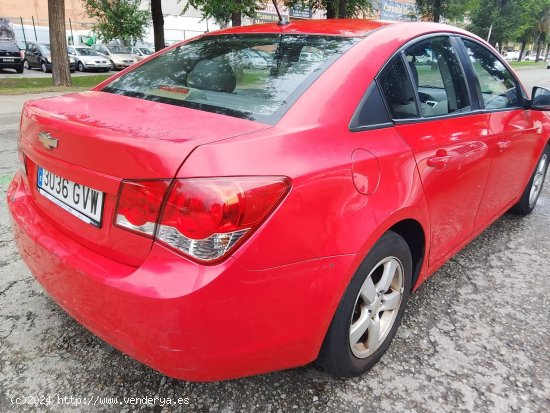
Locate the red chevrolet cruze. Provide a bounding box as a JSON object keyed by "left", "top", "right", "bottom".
{"left": 8, "top": 20, "right": 550, "bottom": 381}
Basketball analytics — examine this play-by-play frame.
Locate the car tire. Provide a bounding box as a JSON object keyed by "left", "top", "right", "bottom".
{"left": 317, "top": 230, "right": 412, "bottom": 377}
{"left": 109, "top": 60, "right": 115, "bottom": 71}
{"left": 23, "top": 60, "right": 30, "bottom": 70}
{"left": 78, "top": 62, "right": 84, "bottom": 72}
{"left": 41, "top": 62, "right": 49, "bottom": 73}
{"left": 510, "top": 145, "right": 550, "bottom": 215}
{"left": 16, "top": 64, "right": 24, "bottom": 73}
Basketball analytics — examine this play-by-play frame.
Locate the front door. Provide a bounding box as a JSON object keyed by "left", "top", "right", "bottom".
{"left": 458, "top": 39, "right": 542, "bottom": 226}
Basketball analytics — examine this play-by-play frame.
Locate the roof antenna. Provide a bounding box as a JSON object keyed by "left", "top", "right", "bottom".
{"left": 272, "top": 0, "right": 289, "bottom": 26}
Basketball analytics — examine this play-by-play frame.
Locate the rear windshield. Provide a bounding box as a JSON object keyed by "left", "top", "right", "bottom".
{"left": 109, "top": 46, "right": 130, "bottom": 54}
{"left": 103, "top": 34, "right": 359, "bottom": 124}
{"left": 0, "top": 41, "right": 19, "bottom": 52}
{"left": 76, "top": 47, "right": 98, "bottom": 56}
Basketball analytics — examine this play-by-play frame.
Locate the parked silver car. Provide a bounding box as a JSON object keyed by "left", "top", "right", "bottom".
{"left": 68, "top": 46, "right": 110, "bottom": 72}
{"left": 91, "top": 44, "right": 137, "bottom": 70}
{"left": 129, "top": 46, "right": 154, "bottom": 61}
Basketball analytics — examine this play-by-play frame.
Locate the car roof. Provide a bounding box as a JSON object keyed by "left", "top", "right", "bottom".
{"left": 209, "top": 19, "right": 396, "bottom": 37}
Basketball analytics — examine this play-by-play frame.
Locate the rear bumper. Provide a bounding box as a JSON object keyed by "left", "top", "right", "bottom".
{"left": 7, "top": 172, "right": 356, "bottom": 381}
{"left": 0, "top": 58, "right": 23, "bottom": 68}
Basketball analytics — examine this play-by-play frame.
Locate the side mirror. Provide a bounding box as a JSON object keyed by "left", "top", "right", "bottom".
{"left": 532, "top": 86, "right": 550, "bottom": 110}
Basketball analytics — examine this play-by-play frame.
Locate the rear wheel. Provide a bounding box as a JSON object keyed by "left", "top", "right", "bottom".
{"left": 510, "top": 145, "right": 549, "bottom": 215}
{"left": 317, "top": 231, "right": 412, "bottom": 377}
{"left": 16, "top": 64, "right": 24, "bottom": 73}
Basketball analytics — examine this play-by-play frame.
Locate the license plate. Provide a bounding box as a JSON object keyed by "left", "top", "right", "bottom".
{"left": 2, "top": 58, "right": 14, "bottom": 62}
{"left": 37, "top": 167, "right": 104, "bottom": 227}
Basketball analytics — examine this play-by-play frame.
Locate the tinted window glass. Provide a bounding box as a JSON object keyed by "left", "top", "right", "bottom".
{"left": 462, "top": 39, "right": 520, "bottom": 110}
{"left": 379, "top": 56, "right": 419, "bottom": 119}
{"left": 405, "top": 37, "right": 470, "bottom": 117}
{"left": 103, "top": 34, "right": 359, "bottom": 124}
{"left": 76, "top": 47, "right": 98, "bottom": 56}
{"left": 0, "top": 41, "right": 19, "bottom": 52}
{"left": 351, "top": 83, "right": 391, "bottom": 129}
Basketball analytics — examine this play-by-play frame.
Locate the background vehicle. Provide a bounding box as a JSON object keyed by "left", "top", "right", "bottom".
{"left": 91, "top": 44, "right": 137, "bottom": 70}
{"left": 8, "top": 20, "right": 550, "bottom": 382}
{"left": 24, "top": 42, "right": 75, "bottom": 73}
{"left": 68, "top": 46, "right": 110, "bottom": 72}
{"left": 129, "top": 46, "right": 154, "bottom": 61}
{"left": 0, "top": 39, "right": 24, "bottom": 73}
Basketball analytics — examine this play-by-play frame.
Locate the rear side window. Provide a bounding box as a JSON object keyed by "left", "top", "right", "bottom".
{"left": 103, "top": 34, "right": 359, "bottom": 124}
{"left": 379, "top": 56, "right": 419, "bottom": 119}
{"left": 405, "top": 37, "right": 470, "bottom": 117}
{"left": 462, "top": 39, "right": 520, "bottom": 110}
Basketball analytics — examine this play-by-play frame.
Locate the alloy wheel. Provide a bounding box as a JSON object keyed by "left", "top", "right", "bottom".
{"left": 349, "top": 257, "right": 404, "bottom": 358}
{"left": 529, "top": 153, "right": 548, "bottom": 207}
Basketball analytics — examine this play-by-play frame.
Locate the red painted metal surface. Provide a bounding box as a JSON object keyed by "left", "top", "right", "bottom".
{"left": 7, "top": 19, "right": 550, "bottom": 381}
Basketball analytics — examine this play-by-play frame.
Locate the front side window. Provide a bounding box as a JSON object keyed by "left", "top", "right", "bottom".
{"left": 103, "top": 34, "right": 359, "bottom": 124}
{"left": 462, "top": 39, "right": 521, "bottom": 110}
{"left": 405, "top": 37, "right": 470, "bottom": 117}
{"left": 379, "top": 56, "right": 419, "bottom": 119}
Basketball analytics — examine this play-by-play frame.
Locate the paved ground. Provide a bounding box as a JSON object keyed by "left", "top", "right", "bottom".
{"left": 0, "top": 71, "right": 549, "bottom": 413}
{"left": 0, "top": 68, "right": 115, "bottom": 78}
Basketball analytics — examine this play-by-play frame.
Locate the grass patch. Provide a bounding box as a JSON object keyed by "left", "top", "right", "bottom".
{"left": 508, "top": 61, "right": 547, "bottom": 69}
{"left": 0, "top": 74, "right": 112, "bottom": 95}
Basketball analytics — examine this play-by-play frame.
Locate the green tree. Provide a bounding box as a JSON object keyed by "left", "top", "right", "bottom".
{"left": 285, "top": 1, "right": 372, "bottom": 19}
{"left": 468, "top": 0, "right": 550, "bottom": 58}
{"left": 183, "top": 0, "right": 260, "bottom": 27}
{"left": 83, "top": 0, "right": 150, "bottom": 45}
{"left": 415, "top": 0, "right": 477, "bottom": 23}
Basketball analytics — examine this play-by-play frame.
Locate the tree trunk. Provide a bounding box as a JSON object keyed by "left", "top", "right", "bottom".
{"left": 338, "top": 0, "right": 347, "bottom": 18}
{"left": 535, "top": 36, "right": 543, "bottom": 62}
{"left": 231, "top": 12, "right": 241, "bottom": 27}
{"left": 326, "top": 2, "right": 336, "bottom": 19}
{"left": 151, "top": 0, "right": 165, "bottom": 52}
{"left": 48, "top": 0, "right": 71, "bottom": 86}
{"left": 545, "top": 43, "right": 550, "bottom": 62}
{"left": 433, "top": 0, "right": 442, "bottom": 23}
{"left": 518, "top": 40, "right": 526, "bottom": 61}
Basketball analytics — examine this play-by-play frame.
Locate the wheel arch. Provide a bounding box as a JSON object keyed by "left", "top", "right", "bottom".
{"left": 388, "top": 219, "right": 426, "bottom": 290}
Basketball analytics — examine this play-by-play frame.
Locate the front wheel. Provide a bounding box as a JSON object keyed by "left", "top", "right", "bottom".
{"left": 317, "top": 231, "right": 412, "bottom": 377}
{"left": 78, "top": 61, "right": 84, "bottom": 72}
{"left": 510, "top": 145, "right": 549, "bottom": 215}
{"left": 41, "top": 62, "right": 48, "bottom": 73}
{"left": 23, "top": 60, "right": 30, "bottom": 70}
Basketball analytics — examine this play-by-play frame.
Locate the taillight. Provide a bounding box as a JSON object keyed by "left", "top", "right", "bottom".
{"left": 114, "top": 180, "right": 170, "bottom": 237}
{"left": 114, "top": 177, "right": 291, "bottom": 263}
{"left": 157, "top": 177, "right": 290, "bottom": 262}
{"left": 17, "top": 139, "right": 27, "bottom": 176}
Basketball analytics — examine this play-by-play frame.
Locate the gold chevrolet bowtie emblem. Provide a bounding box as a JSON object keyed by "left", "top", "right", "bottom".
{"left": 38, "top": 132, "right": 58, "bottom": 150}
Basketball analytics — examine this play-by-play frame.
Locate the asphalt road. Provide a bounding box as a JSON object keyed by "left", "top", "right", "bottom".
{"left": 0, "top": 68, "right": 115, "bottom": 78}
{"left": 0, "top": 70, "right": 549, "bottom": 413}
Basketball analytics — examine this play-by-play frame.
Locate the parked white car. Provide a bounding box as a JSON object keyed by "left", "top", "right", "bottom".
{"left": 129, "top": 46, "right": 154, "bottom": 61}
{"left": 91, "top": 44, "right": 137, "bottom": 70}
{"left": 68, "top": 46, "right": 111, "bottom": 72}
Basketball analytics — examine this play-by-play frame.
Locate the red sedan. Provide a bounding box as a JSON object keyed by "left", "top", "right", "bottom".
{"left": 7, "top": 19, "right": 550, "bottom": 381}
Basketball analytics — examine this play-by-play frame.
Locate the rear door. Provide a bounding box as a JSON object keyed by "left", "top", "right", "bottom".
{"left": 457, "top": 38, "right": 542, "bottom": 227}
{"left": 379, "top": 36, "right": 491, "bottom": 267}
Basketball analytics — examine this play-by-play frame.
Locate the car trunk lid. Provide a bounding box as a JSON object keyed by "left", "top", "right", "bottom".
{"left": 20, "top": 91, "right": 270, "bottom": 266}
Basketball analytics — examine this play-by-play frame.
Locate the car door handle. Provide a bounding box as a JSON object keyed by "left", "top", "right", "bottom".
{"left": 497, "top": 141, "right": 512, "bottom": 152}
{"left": 427, "top": 152, "right": 452, "bottom": 169}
